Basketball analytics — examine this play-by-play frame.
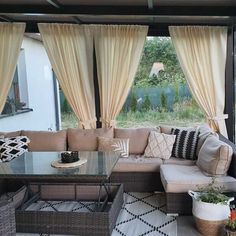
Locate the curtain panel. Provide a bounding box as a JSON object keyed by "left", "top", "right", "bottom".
{"left": 0, "top": 23, "right": 25, "bottom": 113}
{"left": 169, "top": 26, "right": 228, "bottom": 137}
{"left": 38, "top": 23, "right": 96, "bottom": 129}
{"left": 94, "top": 25, "right": 148, "bottom": 128}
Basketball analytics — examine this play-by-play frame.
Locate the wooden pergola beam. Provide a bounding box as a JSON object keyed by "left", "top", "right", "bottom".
{"left": 0, "top": 5, "right": 236, "bottom": 17}
{"left": 46, "top": 0, "right": 61, "bottom": 9}
{"left": 0, "top": 15, "right": 13, "bottom": 22}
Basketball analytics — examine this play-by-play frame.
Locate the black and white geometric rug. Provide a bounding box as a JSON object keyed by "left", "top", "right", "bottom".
{"left": 17, "top": 192, "right": 177, "bottom": 236}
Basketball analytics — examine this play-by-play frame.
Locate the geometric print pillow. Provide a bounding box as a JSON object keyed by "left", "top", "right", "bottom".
{"left": 171, "top": 127, "right": 200, "bottom": 160}
{"left": 144, "top": 131, "right": 176, "bottom": 159}
{"left": 0, "top": 136, "right": 30, "bottom": 162}
{"left": 97, "top": 137, "right": 129, "bottom": 158}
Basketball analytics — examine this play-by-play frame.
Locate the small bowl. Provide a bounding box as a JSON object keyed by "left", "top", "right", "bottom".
{"left": 61, "top": 151, "right": 79, "bottom": 163}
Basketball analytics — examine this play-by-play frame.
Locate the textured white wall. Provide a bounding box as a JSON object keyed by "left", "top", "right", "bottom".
{"left": 0, "top": 36, "right": 60, "bottom": 132}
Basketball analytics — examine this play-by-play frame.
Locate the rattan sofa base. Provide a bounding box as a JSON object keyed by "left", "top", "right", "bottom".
{"left": 0, "top": 179, "right": 6, "bottom": 195}
{"left": 110, "top": 172, "right": 164, "bottom": 192}
{"left": 16, "top": 183, "right": 123, "bottom": 236}
{"left": 166, "top": 192, "right": 192, "bottom": 215}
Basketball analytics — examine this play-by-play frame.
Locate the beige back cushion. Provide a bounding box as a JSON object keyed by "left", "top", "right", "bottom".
{"left": 67, "top": 128, "right": 113, "bottom": 151}
{"left": 160, "top": 126, "right": 172, "bottom": 135}
{"left": 21, "top": 130, "right": 67, "bottom": 151}
{"left": 0, "top": 131, "right": 22, "bottom": 138}
{"left": 196, "top": 134, "right": 233, "bottom": 176}
{"left": 114, "top": 127, "right": 160, "bottom": 155}
{"left": 197, "top": 124, "right": 216, "bottom": 156}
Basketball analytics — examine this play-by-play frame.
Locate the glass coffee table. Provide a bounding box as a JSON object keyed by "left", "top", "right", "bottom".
{"left": 0, "top": 151, "right": 119, "bottom": 182}
{"left": 0, "top": 151, "right": 121, "bottom": 210}
{"left": 0, "top": 151, "right": 123, "bottom": 235}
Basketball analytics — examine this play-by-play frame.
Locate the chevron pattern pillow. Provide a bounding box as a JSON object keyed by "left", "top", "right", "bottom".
{"left": 144, "top": 131, "right": 176, "bottom": 159}
{"left": 171, "top": 127, "right": 200, "bottom": 160}
{"left": 98, "top": 137, "right": 129, "bottom": 158}
{"left": 0, "top": 136, "right": 30, "bottom": 162}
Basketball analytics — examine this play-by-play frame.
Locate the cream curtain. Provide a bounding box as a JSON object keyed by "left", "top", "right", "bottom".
{"left": 0, "top": 23, "right": 25, "bottom": 113}
{"left": 94, "top": 25, "right": 148, "bottom": 128}
{"left": 38, "top": 23, "right": 96, "bottom": 129}
{"left": 169, "top": 26, "right": 228, "bottom": 137}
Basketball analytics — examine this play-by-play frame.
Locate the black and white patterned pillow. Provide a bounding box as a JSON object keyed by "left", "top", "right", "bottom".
{"left": 0, "top": 136, "right": 30, "bottom": 162}
{"left": 171, "top": 127, "right": 200, "bottom": 160}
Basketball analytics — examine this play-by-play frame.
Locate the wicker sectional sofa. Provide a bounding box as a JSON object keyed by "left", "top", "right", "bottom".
{"left": 1, "top": 125, "right": 236, "bottom": 215}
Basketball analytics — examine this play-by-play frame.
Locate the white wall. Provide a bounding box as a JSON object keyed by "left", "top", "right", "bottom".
{"left": 0, "top": 36, "right": 59, "bottom": 132}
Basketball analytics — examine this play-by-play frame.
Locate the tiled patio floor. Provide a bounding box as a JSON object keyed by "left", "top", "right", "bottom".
{"left": 177, "top": 216, "right": 202, "bottom": 236}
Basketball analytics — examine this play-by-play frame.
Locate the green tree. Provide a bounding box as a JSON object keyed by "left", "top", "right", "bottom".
{"left": 130, "top": 90, "right": 137, "bottom": 112}
{"left": 134, "top": 37, "right": 186, "bottom": 87}
{"left": 174, "top": 84, "right": 179, "bottom": 104}
{"left": 143, "top": 94, "right": 151, "bottom": 111}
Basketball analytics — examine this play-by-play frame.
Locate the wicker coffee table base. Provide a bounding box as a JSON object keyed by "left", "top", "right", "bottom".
{"left": 16, "top": 183, "right": 123, "bottom": 236}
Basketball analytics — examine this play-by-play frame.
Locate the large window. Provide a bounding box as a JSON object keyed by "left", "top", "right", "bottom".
{"left": 116, "top": 37, "right": 204, "bottom": 128}
{"left": 60, "top": 37, "right": 204, "bottom": 129}
{"left": 1, "top": 49, "right": 30, "bottom": 116}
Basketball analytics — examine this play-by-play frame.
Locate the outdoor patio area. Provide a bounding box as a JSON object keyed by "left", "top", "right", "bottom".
{"left": 1, "top": 0, "right": 236, "bottom": 236}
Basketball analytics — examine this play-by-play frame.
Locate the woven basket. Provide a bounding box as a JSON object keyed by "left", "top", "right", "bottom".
{"left": 194, "top": 216, "right": 227, "bottom": 236}
{"left": 0, "top": 200, "right": 16, "bottom": 235}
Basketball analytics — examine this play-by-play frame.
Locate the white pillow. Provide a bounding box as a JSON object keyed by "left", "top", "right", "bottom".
{"left": 144, "top": 131, "right": 176, "bottom": 159}
{"left": 98, "top": 137, "right": 129, "bottom": 158}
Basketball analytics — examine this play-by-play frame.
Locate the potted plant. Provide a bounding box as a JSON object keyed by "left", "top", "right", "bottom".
{"left": 188, "top": 178, "right": 234, "bottom": 236}
{"left": 225, "top": 206, "right": 236, "bottom": 236}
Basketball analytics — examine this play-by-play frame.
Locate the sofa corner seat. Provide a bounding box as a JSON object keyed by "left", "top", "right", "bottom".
{"left": 159, "top": 134, "right": 236, "bottom": 215}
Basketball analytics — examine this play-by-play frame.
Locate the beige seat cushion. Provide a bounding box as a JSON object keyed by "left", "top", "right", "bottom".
{"left": 68, "top": 128, "right": 113, "bottom": 151}
{"left": 197, "top": 134, "right": 233, "bottom": 176}
{"left": 160, "top": 164, "right": 236, "bottom": 193}
{"left": 113, "top": 155, "right": 163, "bottom": 172}
{"left": 114, "top": 127, "right": 160, "bottom": 155}
{"left": 21, "top": 130, "right": 67, "bottom": 151}
{"left": 0, "top": 131, "right": 22, "bottom": 138}
{"left": 163, "top": 157, "right": 196, "bottom": 166}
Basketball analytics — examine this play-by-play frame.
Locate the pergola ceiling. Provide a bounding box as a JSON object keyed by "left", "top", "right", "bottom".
{"left": 1, "top": 0, "right": 236, "bottom": 6}
{"left": 0, "top": 0, "right": 235, "bottom": 35}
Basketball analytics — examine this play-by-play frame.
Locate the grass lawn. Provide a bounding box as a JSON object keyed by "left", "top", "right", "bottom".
{"left": 61, "top": 100, "right": 205, "bottom": 129}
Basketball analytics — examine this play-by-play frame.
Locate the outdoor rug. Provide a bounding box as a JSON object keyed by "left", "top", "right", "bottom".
{"left": 17, "top": 192, "right": 177, "bottom": 236}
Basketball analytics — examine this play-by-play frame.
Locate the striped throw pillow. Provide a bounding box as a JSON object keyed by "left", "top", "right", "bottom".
{"left": 171, "top": 128, "right": 200, "bottom": 160}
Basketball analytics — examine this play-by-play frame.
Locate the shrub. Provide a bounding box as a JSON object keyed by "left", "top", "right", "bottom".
{"left": 142, "top": 94, "right": 151, "bottom": 111}
{"left": 62, "top": 99, "right": 72, "bottom": 113}
{"left": 197, "top": 178, "right": 229, "bottom": 204}
{"left": 174, "top": 85, "right": 179, "bottom": 104}
{"left": 130, "top": 90, "right": 137, "bottom": 112}
{"left": 160, "top": 91, "right": 167, "bottom": 112}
